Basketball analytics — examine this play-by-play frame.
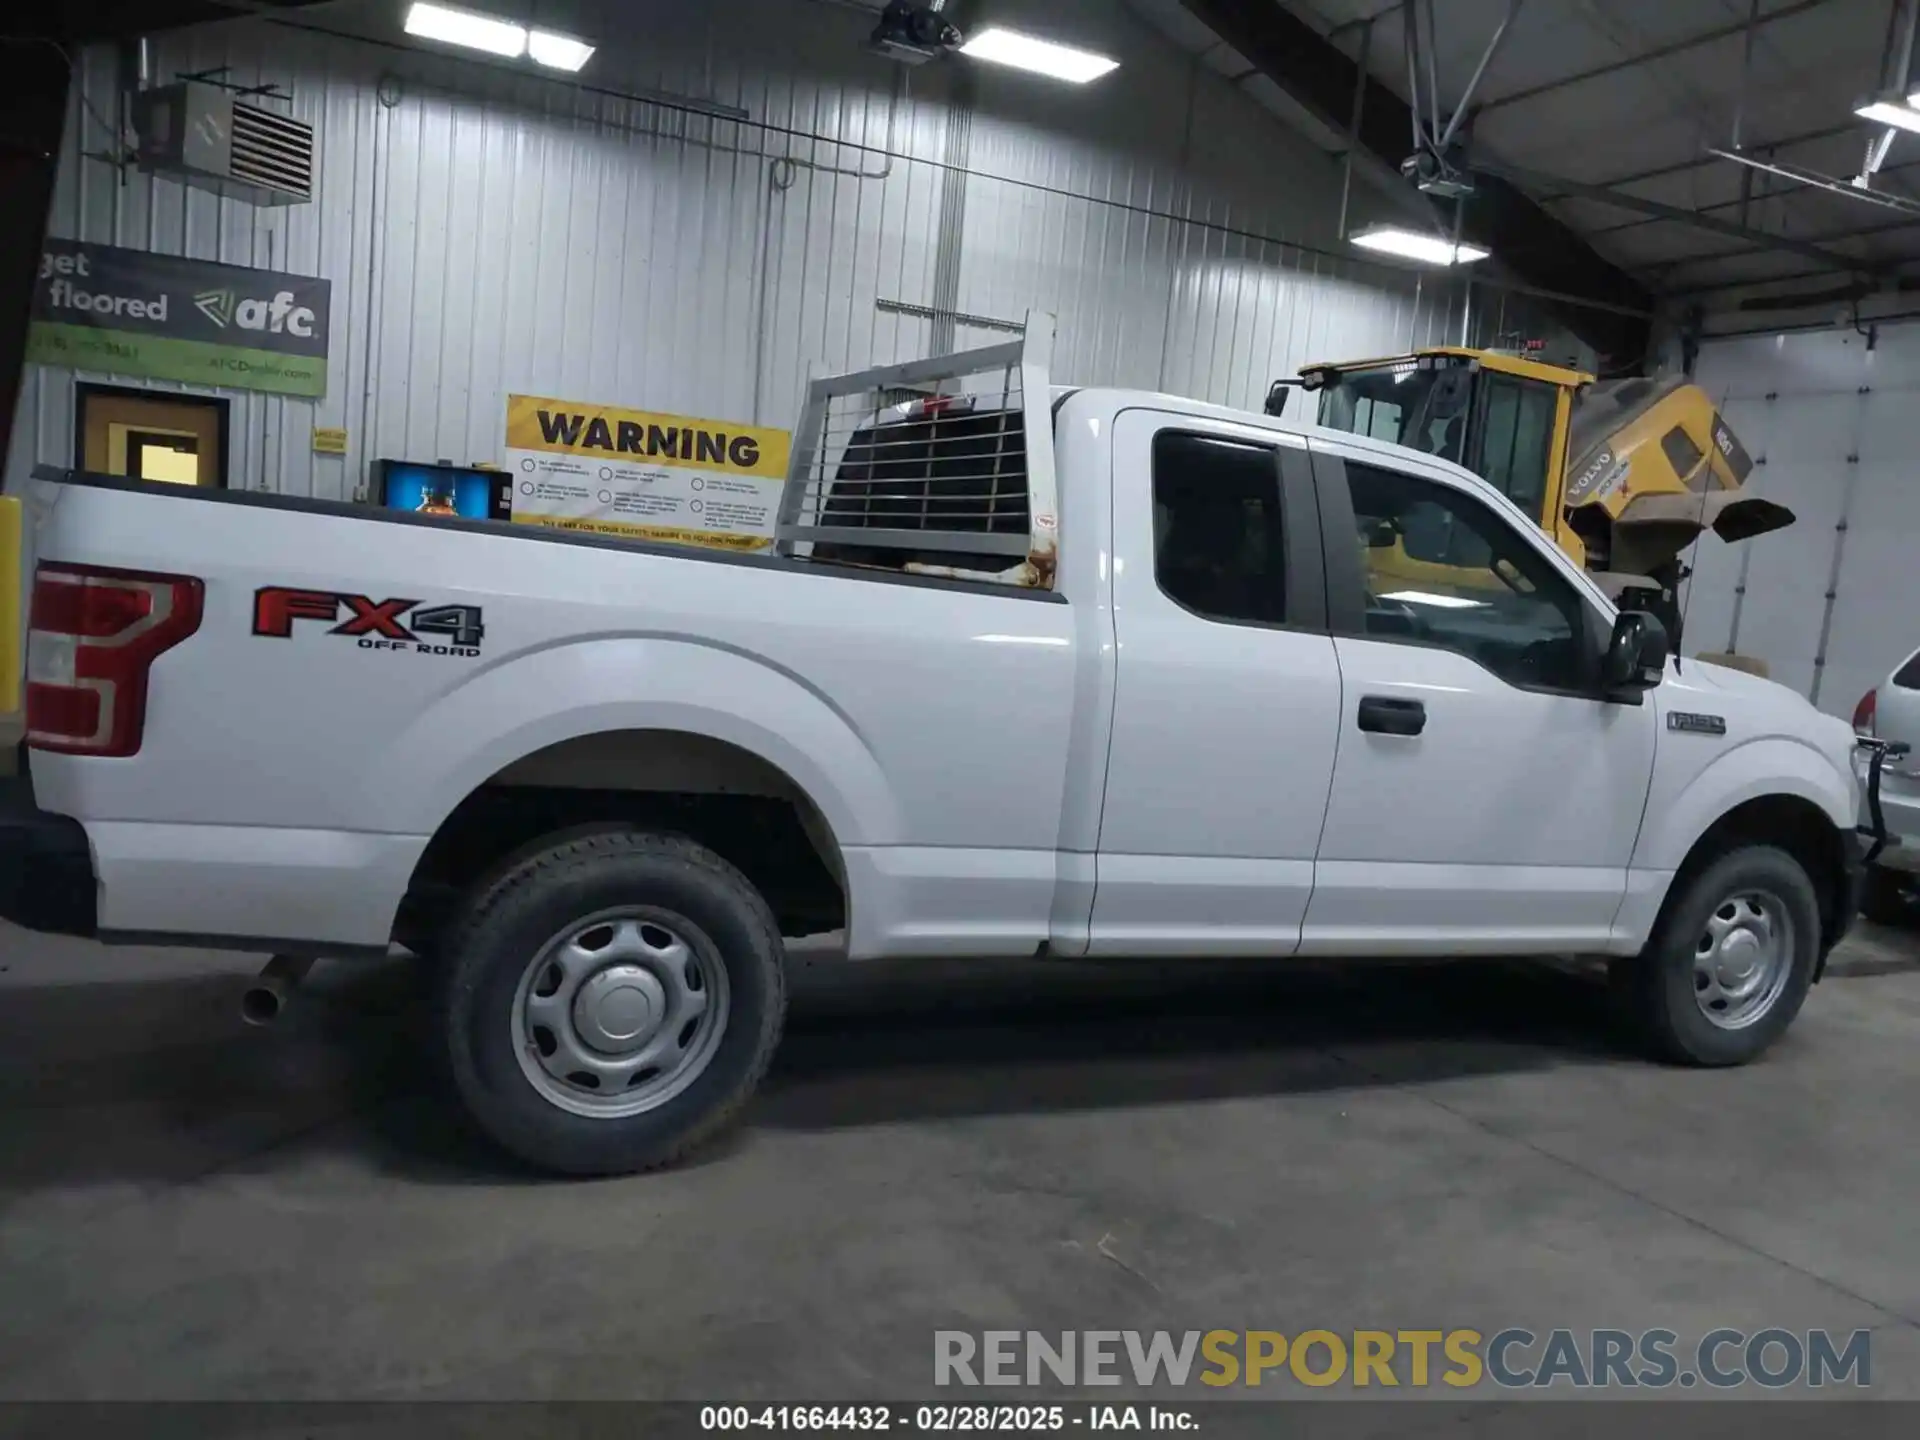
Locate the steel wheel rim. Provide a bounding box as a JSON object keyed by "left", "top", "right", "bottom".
{"left": 1692, "top": 889, "right": 1794, "bottom": 1031}
{"left": 510, "top": 907, "right": 731, "bottom": 1119}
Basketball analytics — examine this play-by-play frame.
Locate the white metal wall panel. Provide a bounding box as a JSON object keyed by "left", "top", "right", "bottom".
{"left": 9, "top": 0, "right": 1493, "bottom": 504}
{"left": 1690, "top": 326, "right": 1920, "bottom": 717}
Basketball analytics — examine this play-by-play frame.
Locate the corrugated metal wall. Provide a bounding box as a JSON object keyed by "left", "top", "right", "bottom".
{"left": 6, "top": 0, "right": 1484, "bottom": 504}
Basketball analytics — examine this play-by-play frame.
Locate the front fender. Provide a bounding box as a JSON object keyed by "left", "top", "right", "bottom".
{"left": 355, "top": 635, "right": 900, "bottom": 849}
{"left": 1633, "top": 736, "right": 1854, "bottom": 873}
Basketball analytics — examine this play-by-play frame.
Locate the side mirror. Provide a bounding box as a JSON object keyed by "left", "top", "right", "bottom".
{"left": 1263, "top": 380, "right": 1292, "bottom": 417}
{"left": 1603, "top": 609, "right": 1670, "bottom": 692}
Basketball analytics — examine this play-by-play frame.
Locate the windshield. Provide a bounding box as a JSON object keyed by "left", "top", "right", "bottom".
{"left": 1315, "top": 364, "right": 1469, "bottom": 465}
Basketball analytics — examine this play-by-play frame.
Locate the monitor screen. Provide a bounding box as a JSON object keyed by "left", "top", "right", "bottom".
{"left": 375, "top": 461, "right": 510, "bottom": 522}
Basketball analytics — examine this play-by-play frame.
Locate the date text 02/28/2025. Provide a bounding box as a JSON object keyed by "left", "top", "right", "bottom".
{"left": 700, "top": 1405, "right": 1192, "bottom": 1432}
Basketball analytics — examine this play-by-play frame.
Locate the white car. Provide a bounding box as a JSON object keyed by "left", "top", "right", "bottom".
{"left": 1851, "top": 655, "right": 1920, "bottom": 920}
{"left": 0, "top": 316, "right": 1893, "bottom": 1175}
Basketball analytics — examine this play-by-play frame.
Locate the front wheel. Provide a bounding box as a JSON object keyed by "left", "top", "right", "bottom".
{"left": 1614, "top": 844, "right": 1819, "bottom": 1066}
{"left": 435, "top": 828, "right": 787, "bottom": 1176}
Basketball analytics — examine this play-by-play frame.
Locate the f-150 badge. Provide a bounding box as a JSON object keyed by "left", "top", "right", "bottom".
{"left": 253, "top": 587, "right": 484, "bottom": 657}
{"left": 1668, "top": 711, "right": 1726, "bottom": 735}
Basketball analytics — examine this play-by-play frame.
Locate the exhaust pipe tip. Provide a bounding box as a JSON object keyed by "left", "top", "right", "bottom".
{"left": 240, "top": 954, "right": 315, "bottom": 1027}
{"left": 240, "top": 985, "right": 284, "bottom": 1026}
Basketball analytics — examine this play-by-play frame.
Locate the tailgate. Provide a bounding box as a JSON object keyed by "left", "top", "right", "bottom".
{"left": 0, "top": 493, "right": 19, "bottom": 719}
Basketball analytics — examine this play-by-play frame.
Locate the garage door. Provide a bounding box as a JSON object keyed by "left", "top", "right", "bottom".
{"left": 1686, "top": 324, "right": 1920, "bottom": 720}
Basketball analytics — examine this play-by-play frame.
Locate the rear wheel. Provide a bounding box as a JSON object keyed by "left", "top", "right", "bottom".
{"left": 1615, "top": 844, "right": 1819, "bottom": 1066}
{"left": 435, "top": 828, "right": 786, "bottom": 1175}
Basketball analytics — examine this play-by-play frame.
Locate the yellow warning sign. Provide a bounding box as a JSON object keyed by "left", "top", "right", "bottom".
{"left": 504, "top": 394, "right": 790, "bottom": 552}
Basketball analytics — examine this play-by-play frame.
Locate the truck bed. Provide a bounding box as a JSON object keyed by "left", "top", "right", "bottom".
{"left": 20, "top": 469, "right": 1083, "bottom": 959}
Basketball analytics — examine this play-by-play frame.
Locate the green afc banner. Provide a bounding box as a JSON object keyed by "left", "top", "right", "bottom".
{"left": 27, "top": 239, "right": 332, "bottom": 399}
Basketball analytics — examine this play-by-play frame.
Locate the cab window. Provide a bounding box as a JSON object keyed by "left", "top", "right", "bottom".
{"left": 1472, "top": 375, "right": 1558, "bottom": 519}
{"left": 1152, "top": 432, "right": 1287, "bottom": 626}
{"left": 1343, "top": 460, "right": 1592, "bottom": 693}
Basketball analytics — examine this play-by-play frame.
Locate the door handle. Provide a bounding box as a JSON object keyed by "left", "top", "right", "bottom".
{"left": 1357, "top": 695, "right": 1426, "bottom": 736}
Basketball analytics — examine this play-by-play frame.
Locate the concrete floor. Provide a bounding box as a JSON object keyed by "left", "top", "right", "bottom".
{"left": 4, "top": 922, "right": 1920, "bottom": 1403}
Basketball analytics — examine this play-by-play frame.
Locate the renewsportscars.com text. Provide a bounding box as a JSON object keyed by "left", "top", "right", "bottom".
{"left": 934, "top": 1328, "right": 1871, "bottom": 1390}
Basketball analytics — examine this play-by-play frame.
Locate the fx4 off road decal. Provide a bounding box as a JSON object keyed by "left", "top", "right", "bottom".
{"left": 253, "top": 588, "right": 485, "bottom": 657}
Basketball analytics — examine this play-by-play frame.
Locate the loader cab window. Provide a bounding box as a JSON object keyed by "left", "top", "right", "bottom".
{"left": 1470, "top": 374, "right": 1557, "bottom": 521}
{"left": 1315, "top": 364, "right": 1469, "bottom": 465}
{"left": 1152, "top": 432, "right": 1287, "bottom": 625}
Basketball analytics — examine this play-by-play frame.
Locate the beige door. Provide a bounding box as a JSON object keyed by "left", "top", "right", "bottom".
{"left": 79, "top": 389, "right": 225, "bottom": 488}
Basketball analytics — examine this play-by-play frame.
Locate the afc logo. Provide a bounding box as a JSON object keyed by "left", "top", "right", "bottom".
{"left": 253, "top": 588, "right": 485, "bottom": 657}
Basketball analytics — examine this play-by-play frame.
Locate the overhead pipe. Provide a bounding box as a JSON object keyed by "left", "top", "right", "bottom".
{"left": 1890, "top": 0, "right": 1919, "bottom": 97}
{"left": 1729, "top": 0, "right": 1759, "bottom": 151}
{"left": 1437, "top": 0, "right": 1521, "bottom": 153}
{"left": 1337, "top": 19, "right": 1372, "bottom": 240}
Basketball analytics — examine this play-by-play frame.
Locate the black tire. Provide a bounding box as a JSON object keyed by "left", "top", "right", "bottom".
{"left": 434, "top": 828, "right": 786, "bottom": 1176}
{"left": 1859, "top": 866, "right": 1912, "bottom": 928}
{"left": 1615, "top": 844, "right": 1820, "bottom": 1067}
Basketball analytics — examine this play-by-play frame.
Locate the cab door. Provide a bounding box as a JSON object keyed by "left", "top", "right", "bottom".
{"left": 1300, "top": 439, "right": 1658, "bottom": 953}
{"left": 1090, "top": 410, "right": 1342, "bottom": 955}
{"left": 1469, "top": 371, "right": 1561, "bottom": 530}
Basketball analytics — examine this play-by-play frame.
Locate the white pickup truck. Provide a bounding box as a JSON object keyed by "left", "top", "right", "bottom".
{"left": 0, "top": 317, "right": 1898, "bottom": 1175}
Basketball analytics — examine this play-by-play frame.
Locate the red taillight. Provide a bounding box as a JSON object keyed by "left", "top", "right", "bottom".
{"left": 30, "top": 576, "right": 153, "bottom": 637}
{"left": 25, "top": 563, "right": 203, "bottom": 757}
{"left": 1854, "top": 687, "right": 1878, "bottom": 736}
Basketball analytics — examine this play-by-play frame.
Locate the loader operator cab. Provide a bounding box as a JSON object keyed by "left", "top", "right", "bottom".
{"left": 1283, "top": 347, "right": 1796, "bottom": 653}
{"left": 1295, "top": 352, "right": 1570, "bottom": 623}
{"left": 1302, "top": 352, "right": 1563, "bottom": 544}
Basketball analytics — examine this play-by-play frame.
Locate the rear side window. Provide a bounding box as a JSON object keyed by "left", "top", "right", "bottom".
{"left": 1894, "top": 650, "right": 1920, "bottom": 690}
{"left": 1152, "top": 432, "right": 1286, "bottom": 625}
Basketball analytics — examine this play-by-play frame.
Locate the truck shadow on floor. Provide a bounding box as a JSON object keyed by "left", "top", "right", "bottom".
{"left": 754, "top": 953, "right": 1623, "bottom": 1133}
{"left": 0, "top": 952, "right": 1631, "bottom": 1191}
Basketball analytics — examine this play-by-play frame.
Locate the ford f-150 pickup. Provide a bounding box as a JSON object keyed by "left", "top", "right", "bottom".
{"left": 0, "top": 315, "right": 1897, "bottom": 1175}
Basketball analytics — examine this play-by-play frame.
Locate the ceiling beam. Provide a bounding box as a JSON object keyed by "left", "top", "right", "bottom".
{"left": 1470, "top": 0, "right": 1839, "bottom": 116}
{"left": 1574, "top": 155, "right": 1920, "bottom": 240}
{"left": 1583, "top": 153, "right": 1920, "bottom": 241}
{"left": 1178, "top": 0, "right": 1654, "bottom": 364}
{"left": 8, "top": 0, "right": 342, "bottom": 44}
{"left": 1642, "top": 213, "right": 1920, "bottom": 281}
{"left": 1476, "top": 158, "right": 1883, "bottom": 276}
{"left": 1543, "top": 123, "right": 1856, "bottom": 202}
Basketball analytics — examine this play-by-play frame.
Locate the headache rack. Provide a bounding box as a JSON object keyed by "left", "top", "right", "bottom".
{"left": 775, "top": 310, "right": 1059, "bottom": 589}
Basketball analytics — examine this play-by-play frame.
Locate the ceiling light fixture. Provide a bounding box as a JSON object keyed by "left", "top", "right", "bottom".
{"left": 1378, "top": 590, "right": 1486, "bottom": 610}
{"left": 1350, "top": 225, "right": 1490, "bottom": 266}
{"left": 404, "top": 2, "right": 527, "bottom": 58}
{"left": 528, "top": 30, "right": 596, "bottom": 72}
{"left": 960, "top": 27, "right": 1119, "bottom": 85}
{"left": 1857, "top": 98, "right": 1920, "bottom": 135}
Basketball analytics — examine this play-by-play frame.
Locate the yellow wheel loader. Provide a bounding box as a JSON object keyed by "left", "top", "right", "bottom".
{"left": 1267, "top": 347, "right": 1795, "bottom": 654}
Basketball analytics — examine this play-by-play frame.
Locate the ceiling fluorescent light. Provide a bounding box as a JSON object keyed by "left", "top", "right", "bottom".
{"left": 528, "top": 30, "right": 595, "bottom": 72}
{"left": 1860, "top": 98, "right": 1920, "bottom": 134}
{"left": 1351, "top": 225, "right": 1490, "bottom": 266}
{"left": 404, "top": 3, "right": 527, "bottom": 58}
{"left": 961, "top": 27, "right": 1119, "bottom": 84}
{"left": 1378, "top": 590, "right": 1486, "bottom": 610}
